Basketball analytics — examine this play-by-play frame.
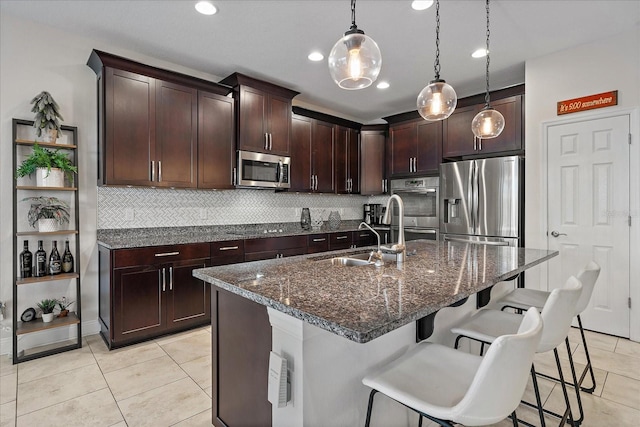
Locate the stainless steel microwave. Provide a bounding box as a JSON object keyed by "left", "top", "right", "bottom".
{"left": 237, "top": 151, "right": 291, "bottom": 189}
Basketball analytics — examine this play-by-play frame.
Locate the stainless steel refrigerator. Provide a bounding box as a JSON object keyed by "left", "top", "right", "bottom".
{"left": 439, "top": 156, "right": 522, "bottom": 247}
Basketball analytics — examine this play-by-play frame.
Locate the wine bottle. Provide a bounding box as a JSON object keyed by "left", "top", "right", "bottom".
{"left": 35, "top": 240, "right": 47, "bottom": 277}
{"left": 62, "top": 240, "right": 74, "bottom": 273}
{"left": 49, "top": 241, "right": 62, "bottom": 275}
{"left": 19, "top": 240, "right": 33, "bottom": 278}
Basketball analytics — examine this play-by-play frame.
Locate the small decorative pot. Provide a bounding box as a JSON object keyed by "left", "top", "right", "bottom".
{"left": 36, "top": 167, "right": 64, "bottom": 187}
{"left": 328, "top": 210, "right": 341, "bottom": 230}
{"left": 58, "top": 309, "right": 69, "bottom": 318}
{"left": 38, "top": 218, "right": 60, "bottom": 233}
{"left": 39, "top": 129, "right": 58, "bottom": 143}
{"left": 42, "top": 313, "right": 55, "bottom": 323}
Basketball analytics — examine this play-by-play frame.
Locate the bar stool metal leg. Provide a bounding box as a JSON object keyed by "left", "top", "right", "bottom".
{"left": 577, "top": 315, "right": 597, "bottom": 393}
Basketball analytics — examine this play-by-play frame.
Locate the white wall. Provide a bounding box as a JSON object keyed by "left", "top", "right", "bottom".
{"left": 524, "top": 26, "right": 640, "bottom": 339}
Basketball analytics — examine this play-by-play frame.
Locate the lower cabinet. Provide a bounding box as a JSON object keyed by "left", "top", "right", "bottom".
{"left": 244, "top": 235, "right": 307, "bottom": 261}
{"left": 98, "top": 243, "right": 211, "bottom": 348}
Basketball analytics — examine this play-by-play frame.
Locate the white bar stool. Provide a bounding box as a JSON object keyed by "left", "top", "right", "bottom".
{"left": 451, "top": 276, "right": 583, "bottom": 427}
{"left": 362, "top": 307, "right": 543, "bottom": 427}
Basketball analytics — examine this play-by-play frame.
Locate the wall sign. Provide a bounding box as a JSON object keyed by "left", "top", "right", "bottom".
{"left": 557, "top": 90, "right": 618, "bottom": 115}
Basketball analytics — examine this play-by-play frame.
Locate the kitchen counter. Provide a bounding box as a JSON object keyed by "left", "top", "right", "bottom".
{"left": 96, "top": 221, "right": 389, "bottom": 249}
{"left": 194, "top": 240, "right": 557, "bottom": 343}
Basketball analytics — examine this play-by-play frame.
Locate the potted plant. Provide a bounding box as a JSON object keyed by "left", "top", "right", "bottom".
{"left": 15, "top": 144, "right": 77, "bottom": 187}
{"left": 57, "top": 297, "right": 74, "bottom": 317}
{"left": 37, "top": 298, "right": 58, "bottom": 323}
{"left": 31, "top": 91, "right": 63, "bottom": 142}
{"left": 22, "top": 196, "right": 70, "bottom": 232}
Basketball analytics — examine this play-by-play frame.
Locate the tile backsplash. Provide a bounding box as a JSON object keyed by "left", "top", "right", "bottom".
{"left": 98, "top": 187, "right": 389, "bottom": 229}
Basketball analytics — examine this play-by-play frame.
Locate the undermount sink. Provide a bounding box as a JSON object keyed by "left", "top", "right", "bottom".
{"left": 330, "top": 256, "right": 374, "bottom": 267}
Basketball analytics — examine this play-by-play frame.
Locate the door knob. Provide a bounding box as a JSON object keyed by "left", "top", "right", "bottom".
{"left": 550, "top": 231, "right": 567, "bottom": 237}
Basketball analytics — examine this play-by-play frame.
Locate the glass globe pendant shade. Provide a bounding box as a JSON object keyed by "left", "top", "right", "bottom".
{"left": 328, "top": 30, "right": 382, "bottom": 90}
{"left": 471, "top": 106, "right": 505, "bottom": 139}
{"left": 417, "top": 79, "right": 457, "bottom": 121}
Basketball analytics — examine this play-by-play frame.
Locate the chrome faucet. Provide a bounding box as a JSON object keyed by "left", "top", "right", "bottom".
{"left": 380, "top": 194, "right": 406, "bottom": 263}
{"left": 358, "top": 222, "right": 384, "bottom": 267}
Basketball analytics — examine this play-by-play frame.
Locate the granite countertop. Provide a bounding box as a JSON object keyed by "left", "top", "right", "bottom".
{"left": 97, "top": 221, "right": 391, "bottom": 249}
{"left": 193, "top": 240, "right": 557, "bottom": 343}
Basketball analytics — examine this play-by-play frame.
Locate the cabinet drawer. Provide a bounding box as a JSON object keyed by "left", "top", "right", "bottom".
{"left": 244, "top": 235, "right": 307, "bottom": 253}
{"left": 245, "top": 246, "right": 307, "bottom": 262}
{"left": 329, "top": 232, "right": 352, "bottom": 250}
{"left": 211, "top": 240, "right": 245, "bottom": 266}
{"left": 307, "top": 234, "right": 329, "bottom": 254}
{"left": 353, "top": 230, "right": 376, "bottom": 247}
{"left": 114, "top": 243, "right": 211, "bottom": 268}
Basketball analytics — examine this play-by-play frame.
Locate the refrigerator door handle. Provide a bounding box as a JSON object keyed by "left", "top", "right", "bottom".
{"left": 467, "top": 161, "right": 475, "bottom": 232}
{"left": 473, "top": 160, "right": 479, "bottom": 234}
{"left": 444, "top": 236, "right": 511, "bottom": 246}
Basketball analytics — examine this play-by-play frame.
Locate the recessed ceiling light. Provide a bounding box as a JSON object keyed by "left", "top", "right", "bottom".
{"left": 195, "top": 1, "right": 217, "bottom": 15}
{"left": 377, "top": 81, "right": 390, "bottom": 89}
{"left": 308, "top": 52, "right": 324, "bottom": 62}
{"left": 411, "top": 1, "right": 434, "bottom": 11}
{"left": 472, "top": 48, "right": 488, "bottom": 58}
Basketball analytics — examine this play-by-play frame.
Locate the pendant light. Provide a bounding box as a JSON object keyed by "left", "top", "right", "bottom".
{"left": 328, "top": 0, "right": 382, "bottom": 90}
{"left": 417, "top": 0, "right": 457, "bottom": 121}
{"left": 471, "top": 0, "right": 505, "bottom": 139}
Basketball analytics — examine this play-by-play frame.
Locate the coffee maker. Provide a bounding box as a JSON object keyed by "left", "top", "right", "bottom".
{"left": 363, "top": 204, "right": 381, "bottom": 225}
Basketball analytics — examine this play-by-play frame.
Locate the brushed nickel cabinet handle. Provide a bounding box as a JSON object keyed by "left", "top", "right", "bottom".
{"left": 219, "top": 246, "right": 239, "bottom": 251}
{"left": 151, "top": 161, "right": 155, "bottom": 181}
{"left": 161, "top": 268, "right": 166, "bottom": 292}
{"left": 336, "top": 235, "right": 348, "bottom": 240}
{"left": 158, "top": 161, "right": 162, "bottom": 182}
{"left": 169, "top": 266, "right": 173, "bottom": 291}
{"left": 312, "top": 238, "right": 326, "bottom": 242}
{"left": 155, "top": 251, "right": 180, "bottom": 257}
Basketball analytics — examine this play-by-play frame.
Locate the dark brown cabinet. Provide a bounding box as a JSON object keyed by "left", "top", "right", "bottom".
{"left": 98, "top": 243, "right": 211, "bottom": 348}
{"left": 329, "top": 232, "right": 352, "bottom": 250}
{"left": 443, "top": 95, "right": 523, "bottom": 158}
{"left": 88, "top": 50, "right": 233, "bottom": 189}
{"left": 306, "top": 234, "right": 329, "bottom": 253}
{"left": 220, "top": 73, "right": 298, "bottom": 156}
{"left": 244, "top": 235, "right": 307, "bottom": 261}
{"left": 360, "top": 126, "right": 387, "bottom": 195}
{"left": 335, "top": 126, "right": 360, "bottom": 194}
{"left": 290, "top": 114, "right": 335, "bottom": 193}
{"left": 210, "top": 240, "right": 245, "bottom": 266}
{"left": 290, "top": 114, "right": 313, "bottom": 191}
{"left": 388, "top": 120, "right": 442, "bottom": 178}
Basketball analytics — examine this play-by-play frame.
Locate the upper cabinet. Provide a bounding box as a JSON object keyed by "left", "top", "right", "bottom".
{"left": 360, "top": 125, "right": 387, "bottom": 195}
{"left": 220, "top": 73, "right": 299, "bottom": 156}
{"left": 290, "top": 114, "right": 334, "bottom": 193}
{"left": 387, "top": 119, "right": 442, "bottom": 178}
{"left": 335, "top": 126, "right": 360, "bottom": 194}
{"left": 87, "top": 50, "right": 234, "bottom": 188}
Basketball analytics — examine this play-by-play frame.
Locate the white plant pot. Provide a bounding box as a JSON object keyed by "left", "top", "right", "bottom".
{"left": 36, "top": 167, "right": 64, "bottom": 188}
{"left": 38, "top": 218, "right": 60, "bottom": 233}
{"left": 42, "top": 313, "right": 55, "bottom": 323}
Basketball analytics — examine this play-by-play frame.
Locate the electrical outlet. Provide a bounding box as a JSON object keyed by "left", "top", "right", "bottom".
{"left": 125, "top": 208, "right": 134, "bottom": 221}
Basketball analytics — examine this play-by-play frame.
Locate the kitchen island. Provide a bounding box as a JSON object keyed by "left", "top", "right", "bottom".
{"left": 194, "top": 240, "right": 557, "bottom": 427}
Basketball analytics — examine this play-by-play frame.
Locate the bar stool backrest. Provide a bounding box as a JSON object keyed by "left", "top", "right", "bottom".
{"left": 451, "top": 308, "right": 543, "bottom": 426}
{"left": 538, "top": 276, "right": 582, "bottom": 353}
{"left": 574, "top": 262, "right": 601, "bottom": 316}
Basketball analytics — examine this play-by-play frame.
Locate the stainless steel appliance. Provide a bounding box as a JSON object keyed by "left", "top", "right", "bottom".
{"left": 363, "top": 203, "right": 383, "bottom": 225}
{"left": 390, "top": 177, "right": 439, "bottom": 241}
{"left": 439, "top": 156, "right": 522, "bottom": 246}
{"left": 237, "top": 150, "right": 290, "bottom": 189}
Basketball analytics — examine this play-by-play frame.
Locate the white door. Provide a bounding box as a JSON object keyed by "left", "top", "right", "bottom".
{"left": 547, "top": 114, "right": 630, "bottom": 337}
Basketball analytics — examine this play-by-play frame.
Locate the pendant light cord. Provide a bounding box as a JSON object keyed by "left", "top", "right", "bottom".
{"left": 484, "top": 0, "right": 491, "bottom": 107}
{"left": 350, "top": 0, "right": 358, "bottom": 31}
{"left": 433, "top": 0, "right": 441, "bottom": 80}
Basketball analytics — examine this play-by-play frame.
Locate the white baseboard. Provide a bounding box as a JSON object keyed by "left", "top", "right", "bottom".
{"left": 0, "top": 319, "right": 101, "bottom": 356}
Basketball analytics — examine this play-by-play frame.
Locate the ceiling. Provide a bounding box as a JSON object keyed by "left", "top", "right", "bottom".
{"left": 2, "top": 1, "right": 639, "bottom": 123}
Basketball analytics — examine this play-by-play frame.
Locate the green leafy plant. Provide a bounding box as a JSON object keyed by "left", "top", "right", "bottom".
{"left": 22, "top": 196, "right": 70, "bottom": 228}
{"left": 37, "top": 298, "right": 59, "bottom": 314}
{"left": 31, "top": 91, "right": 63, "bottom": 137}
{"left": 57, "top": 297, "right": 74, "bottom": 311}
{"left": 15, "top": 144, "right": 78, "bottom": 180}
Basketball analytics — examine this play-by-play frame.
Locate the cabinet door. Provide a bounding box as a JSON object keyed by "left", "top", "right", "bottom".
{"left": 334, "top": 126, "right": 348, "bottom": 194}
{"left": 237, "top": 86, "right": 268, "bottom": 152}
{"left": 290, "top": 115, "right": 312, "bottom": 191}
{"left": 112, "top": 265, "right": 165, "bottom": 344}
{"left": 313, "top": 120, "right": 335, "bottom": 193}
{"left": 442, "top": 104, "right": 479, "bottom": 158}
{"left": 267, "top": 94, "right": 292, "bottom": 155}
{"left": 166, "top": 258, "right": 211, "bottom": 331}
{"left": 352, "top": 230, "right": 376, "bottom": 247}
{"left": 329, "top": 232, "right": 352, "bottom": 250}
{"left": 156, "top": 80, "right": 197, "bottom": 188}
{"left": 416, "top": 120, "right": 442, "bottom": 174}
{"left": 348, "top": 128, "right": 360, "bottom": 193}
{"left": 360, "top": 130, "right": 386, "bottom": 195}
{"left": 475, "top": 96, "right": 523, "bottom": 154}
{"left": 105, "top": 67, "right": 156, "bottom": 185}
{"left": 389, "top": 122, "right": 417, "bottom": 177}
{"left": 307, "top": 234, "right": 329, "bottom": 254}
{"left": 198, "top": 91, "right": 235, "bottom": 189}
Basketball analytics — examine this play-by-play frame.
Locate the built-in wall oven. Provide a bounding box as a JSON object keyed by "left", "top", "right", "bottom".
{"left": 390, "top": 177, "right": 439, "bottom": 242}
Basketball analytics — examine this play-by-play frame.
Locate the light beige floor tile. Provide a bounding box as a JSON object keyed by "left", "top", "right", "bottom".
{"left": 485, "top": 403, "right": 558, "bottom": 427}
{"left": 181, "top": 355, "right": 211, "bottom": 389}
{"left": 17, "top": 363, "right": 107, "bottom": 416}
{"left": 522, "top": 374, "right": 555, "bottom": 407}
{"left": 615, "top": 338, "right": 640, "bottom": 359}
{"left": 118, "top": 377, "right": 211, "bottom": 427}
{"left": 0, "top": 373, "right": 16, "bottom": 405}
{"left": 171, "top": 409, "right": 212, "bottom": 427}
{"left": 104, "top": 355, "right": 186, "bottom": 401}
{"left": 544, "top": 383, "right": 640, "bottom": 426}
{"left": 154, "top": 328, "right": 208, "bottom": 346}
{"left": 160, "top": 331, "right": 211, "bottom": 365}
{"left": 90, "top": 339, "right": 165, "bottom": 374}
{"left": 203, "top": 386, "right": 213, "bottom": 399}
{"left": 573, "top": 344, "right": 640, "bottom": 381}
{"left": 0, "top": 356, "right": 16, "bottom": 378}
{"left": 108, "top": 422, "right": 127, "bottom": 427}
{"left": 16, "top": 388, "right": 123, "bottom": 426}
{"left": 601, "top": 372, "right": 640, "bottom": 410}
{"left": 0, "top": 401, "right": 16, "bottom": 427}
{"left": 532, "top": 350, "right": 607, "bottom": 396}
{"left": 17, "top": 344, "right": 96, "bottom": 384}
{"left": 568, "top": 327, "right": 618, "bottom": 352}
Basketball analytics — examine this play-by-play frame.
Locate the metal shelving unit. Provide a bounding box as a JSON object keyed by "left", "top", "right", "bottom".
{"left": 12, "top": 118, "right": 82, "bottom": 363}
